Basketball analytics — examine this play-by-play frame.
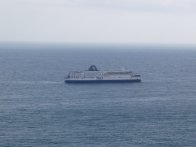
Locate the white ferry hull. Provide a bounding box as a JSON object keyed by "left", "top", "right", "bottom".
{"left": 65, "top": 65, "right": 141, "bottom": 84}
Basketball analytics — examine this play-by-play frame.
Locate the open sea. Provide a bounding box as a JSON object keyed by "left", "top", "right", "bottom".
{"left": 0, "top": 45, "right": 196, "bottom": 147}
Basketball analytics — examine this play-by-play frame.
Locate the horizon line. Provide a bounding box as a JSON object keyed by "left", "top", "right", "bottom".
{"left": 0, "top": 41, "right": 196, "bottom": 50}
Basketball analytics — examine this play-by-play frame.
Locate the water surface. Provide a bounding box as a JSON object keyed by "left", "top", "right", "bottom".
{"left": 0, "top": 46, "right": 196, "bottom": 146}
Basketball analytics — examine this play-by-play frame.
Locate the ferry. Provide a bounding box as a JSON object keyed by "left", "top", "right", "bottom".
{"left": 65, "top": 65, "right": 141, "bottom": 83}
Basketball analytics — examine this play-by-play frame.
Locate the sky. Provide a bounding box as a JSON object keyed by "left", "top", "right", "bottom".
{"left": 0, "top": 0, "right": 196, "bottom": 45}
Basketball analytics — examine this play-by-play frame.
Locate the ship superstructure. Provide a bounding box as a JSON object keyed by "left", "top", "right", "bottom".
{"left": 65, "top": 65, "right": 141, "bottom": 83}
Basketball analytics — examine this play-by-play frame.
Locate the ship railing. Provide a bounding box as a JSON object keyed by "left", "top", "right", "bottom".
{"left": 132, "top": 75, "right": 141, "bottom": 80}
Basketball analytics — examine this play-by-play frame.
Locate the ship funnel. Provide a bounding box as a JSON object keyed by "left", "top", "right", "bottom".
{"left": 88, "top": 65, "right": 99, "bottom": 71}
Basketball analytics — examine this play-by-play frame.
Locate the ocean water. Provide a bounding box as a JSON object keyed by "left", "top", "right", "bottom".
{"left": 0, "top": 46, "right": 196, "bottom": 146}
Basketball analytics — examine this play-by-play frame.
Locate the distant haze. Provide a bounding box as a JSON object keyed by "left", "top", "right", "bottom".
{"left": 0, "top": 0, "right": 196, "bottom": 45}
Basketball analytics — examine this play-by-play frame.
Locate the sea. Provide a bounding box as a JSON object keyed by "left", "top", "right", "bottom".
{"left": 0, "top": 44, "right": 196, "bottom": 147}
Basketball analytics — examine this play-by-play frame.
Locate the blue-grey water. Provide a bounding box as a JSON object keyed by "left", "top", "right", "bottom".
{"left": 0, "top": 46, "right": 196, "bottom": 146}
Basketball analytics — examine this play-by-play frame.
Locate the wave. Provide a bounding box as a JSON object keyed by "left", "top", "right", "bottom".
{"left": 1, "top": 81, "right": 62, "bottom": 85}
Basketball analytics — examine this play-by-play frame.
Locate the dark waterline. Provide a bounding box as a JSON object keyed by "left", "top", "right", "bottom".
{"left": 0, "top": 46, "right": 196, "bottom": 146}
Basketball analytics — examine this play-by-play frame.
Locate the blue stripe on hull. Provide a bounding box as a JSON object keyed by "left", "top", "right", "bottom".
{"left": 65, "top": 79, "right": 141, "bottom": 83}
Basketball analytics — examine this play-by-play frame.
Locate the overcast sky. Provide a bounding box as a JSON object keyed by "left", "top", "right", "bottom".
{"left": 0, "top": 0, "right": 196, "bottom": 45}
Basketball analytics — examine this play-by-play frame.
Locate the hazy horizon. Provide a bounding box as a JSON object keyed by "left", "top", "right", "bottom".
{"left": 0, "top": 42, "right": 196, "bottom": 51}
